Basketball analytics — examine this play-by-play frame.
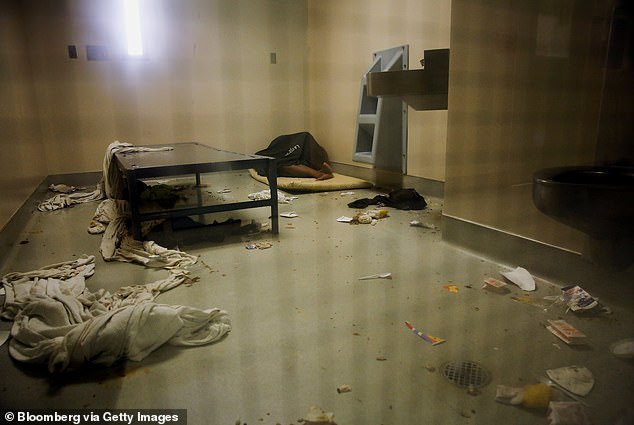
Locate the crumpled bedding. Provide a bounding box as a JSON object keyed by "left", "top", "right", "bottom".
{"left": 1, "top": 256, "right": 231, "bottom": 372}
{"left": 36, "top": 141, "right": 196, "bottom": 269}
{"left": 89, "top": 198, "right": 197, "bottom": 269}
{"left": 37, "top": 141, "right": 173, "bottom": 212}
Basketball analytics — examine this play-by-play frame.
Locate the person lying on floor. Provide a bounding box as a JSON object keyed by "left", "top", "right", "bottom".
{"left": 255, "top": 132, "right": 334, "bottom": 180}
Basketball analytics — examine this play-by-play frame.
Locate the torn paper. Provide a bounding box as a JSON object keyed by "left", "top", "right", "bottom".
{"left": 501, "top": 267, "right": 535, "bottom": 291}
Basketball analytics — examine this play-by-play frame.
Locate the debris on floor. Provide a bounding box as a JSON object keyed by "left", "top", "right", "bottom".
{"left": 405, "top": 321, "right": 446, "bottom": 345}
{"left": 280, "top": 212, "right": 299, "bottom": 218}
{"left": 245, "top": 241, "right": 273, "bottom": 250}
{"left": 442, "top": 284, "right": 459, "bottom": 293}
{"left": 495, "top": 383, "right": 552, "bottom": 409}
{"left": 347, "top": 188, "right": 427, "bottom": 210}
{"left": 610, "top": 338, "right": 634, "bottom": 359}
{"left": 547, "top": 401, "right": 593, "bottom": 425}
{"left": 546, "top": 366, "right": 594, "bottom": 397}
{"left": 501, "top": 266, "right": 536, "bottom": 291}
{"left": 510, "top": 294, "right": 553, "bottom": 309}
{"left": 409, "top": 220, "right": 437, "bottom": 229}
{"left": 546, "top": 320, "right": 587, "bottom": 345}
{"left": 303, "top": 406, "right": 336, "bottom": 425}
{"left": 557, "top": 285, "right": 612, "bottom": 316}
{"left": 247, "top": 189, "right": 298, "bottom": 204}
{"left": 482, "top": 277, "right": 510, "bottom": 294}
{"left": 339, "top": 209, "right": 389, "bottom": 225}
{"left": 336, "top": 384, "right": 352, "bottom": 393}
{"left": 358, "top": 272, "right": 392, "bottom": 280}
{"left": 336, "top": 215, "right": 353, "bottom": 223}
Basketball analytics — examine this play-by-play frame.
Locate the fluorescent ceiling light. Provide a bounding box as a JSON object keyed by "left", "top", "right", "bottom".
{"left": 124, "top": 0, "right": 143, "bottom": 56}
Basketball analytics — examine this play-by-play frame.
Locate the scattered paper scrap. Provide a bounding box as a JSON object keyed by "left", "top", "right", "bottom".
{"left": 482, "top": 277, "right": 509, "bottom": 293}
{"left": 547, "top": 401, "right": 592, "bottom": 425}
{"left": 359, "top": 272, "right": 392, "bottom": 280}
{"left": 336, "top": 384, "right": 352, "bottom": 393}
{"left": 405, "top": 321, "right": 445, "bottom": 346}
{"left": 245, "top": 241, "right": 273, "bottom": 250}
{"left": 340, "top": 191, "right": 355, "bottom": 196}
{"left": 560, "top": 285, "right": 598, "bottom": 312}
{"left": 247, "top": 190, "right": 298, "bottom": 204}
{"left": 501, "top": 266, "right": 536, "bottom": 291}
{"left": 304, "top": 406, "right": 335, "bottom": 424}
{"left": 496, "top": 383, "right": 552, "bottom": 409}
{"left": 546, "top": 320, "right": 587, "bottom": 345}
{"left": 336, "top": 216, "right": 353, "bottom": 223}
{"left": 280, "top": 212, "right": 299, "bottom": 218}
{"left": 546, "top": 366, "right": 594, "bottom": 397}
{"left": 217, "top": 188, "right": 232, "bottom": 193}
{"left": 442, "top": 284, "right": 459, "bottom": 293}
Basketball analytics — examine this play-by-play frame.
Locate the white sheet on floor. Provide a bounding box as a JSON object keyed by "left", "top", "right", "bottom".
{"left": 1, "top": 256, "right": 230, "bottom": 372}
{"left": 36, "top": 184, "right": 104, "bottom": 212}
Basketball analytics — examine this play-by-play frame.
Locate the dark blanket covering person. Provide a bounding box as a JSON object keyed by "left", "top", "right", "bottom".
{"left": 255, "top": 132, "right": 334, "bottom": 180}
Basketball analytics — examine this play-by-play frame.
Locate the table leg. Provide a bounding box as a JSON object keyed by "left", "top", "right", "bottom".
{"left": 267, "top": 161, "right": 279, "bottom": 234}
{"left": 126, "top": 173, "right": 143, "bottom": 240}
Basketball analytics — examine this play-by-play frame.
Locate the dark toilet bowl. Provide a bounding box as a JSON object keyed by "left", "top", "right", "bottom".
{"left": 532, "top": 166, "right": 634, "bottom": 240}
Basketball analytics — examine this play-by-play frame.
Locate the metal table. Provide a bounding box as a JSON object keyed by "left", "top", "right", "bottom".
{"left": 114, "top": 143, "right": 278, "bottom": 240}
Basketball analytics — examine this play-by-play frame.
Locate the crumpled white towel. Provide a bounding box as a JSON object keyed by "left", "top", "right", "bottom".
{"left": 89, "top": 199, "right": 197, "bottom": 269}
{"left": 1, "top": 256, "right": 230, "bottom": 372}
{"left": 102, "top": 141, "right": 173, "bottom": 200}
{"left": 37, "top": 184, "right": 104, "bottom": 212}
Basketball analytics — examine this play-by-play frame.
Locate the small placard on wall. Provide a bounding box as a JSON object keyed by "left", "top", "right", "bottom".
{"left": 86, "top": 45, "right": 109, "bottom": 61}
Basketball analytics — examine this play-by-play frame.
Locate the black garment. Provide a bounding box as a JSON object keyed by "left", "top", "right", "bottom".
{"left": 347, "top": 188, "right": 427, "bottom": 210}
{"left": 255, "top": 132, "right": 329, "bottom": 176}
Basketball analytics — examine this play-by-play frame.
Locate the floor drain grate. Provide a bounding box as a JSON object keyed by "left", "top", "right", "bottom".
{"left": 441, "top": 360, "right": 491, "bottom": 388}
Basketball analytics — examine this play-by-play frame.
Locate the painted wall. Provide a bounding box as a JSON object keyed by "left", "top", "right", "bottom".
{"left": 1, "top": 0, "right": 451, "bottom": 232}
{"left": 5, "top": 0, "right": 627, "bottom": 260}
{"left": 19, "top": 0, "right": 308, "bottom": 174}
{"left": 306, "top": 0, "right": 451, "bottom": 182}
{"left": 0, "top": 0, "right": 308, "bottom": 231}
{"left": 0, "top": 0, "right": 48, "bottom": 230}
{"left": 444, "top": 0, "right": 621, "bottom": 253}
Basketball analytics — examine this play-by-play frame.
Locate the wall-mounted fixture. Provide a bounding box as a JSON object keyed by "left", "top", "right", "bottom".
{"left": 353, "top": 45, "right": 409, "bottom": 174}
{"left": 367, "top": 48, "right": 449, "bottom": 111}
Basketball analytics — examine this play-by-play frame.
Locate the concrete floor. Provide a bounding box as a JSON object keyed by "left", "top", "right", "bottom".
{"left": 1, "top": 171, "right": 633, "bottom": 425}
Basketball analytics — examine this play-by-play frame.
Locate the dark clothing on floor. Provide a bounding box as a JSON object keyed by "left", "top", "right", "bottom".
{"left": 255, "top": 132, "right": 329, "bottom": 176}
{"left": 348, "top": 188, "right": 427, "bottom": 210}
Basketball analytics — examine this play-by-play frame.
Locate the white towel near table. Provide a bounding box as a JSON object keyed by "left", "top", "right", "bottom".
{"left": 1, "top": 256, "right": 230, "bottom": 372}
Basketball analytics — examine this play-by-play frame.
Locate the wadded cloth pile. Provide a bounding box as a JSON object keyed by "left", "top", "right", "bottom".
{"left": 1, "top": 256, "right": 231, "bottom": 372}
{"left": 37, "top": 141, "right": 196, "bottom": 269}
